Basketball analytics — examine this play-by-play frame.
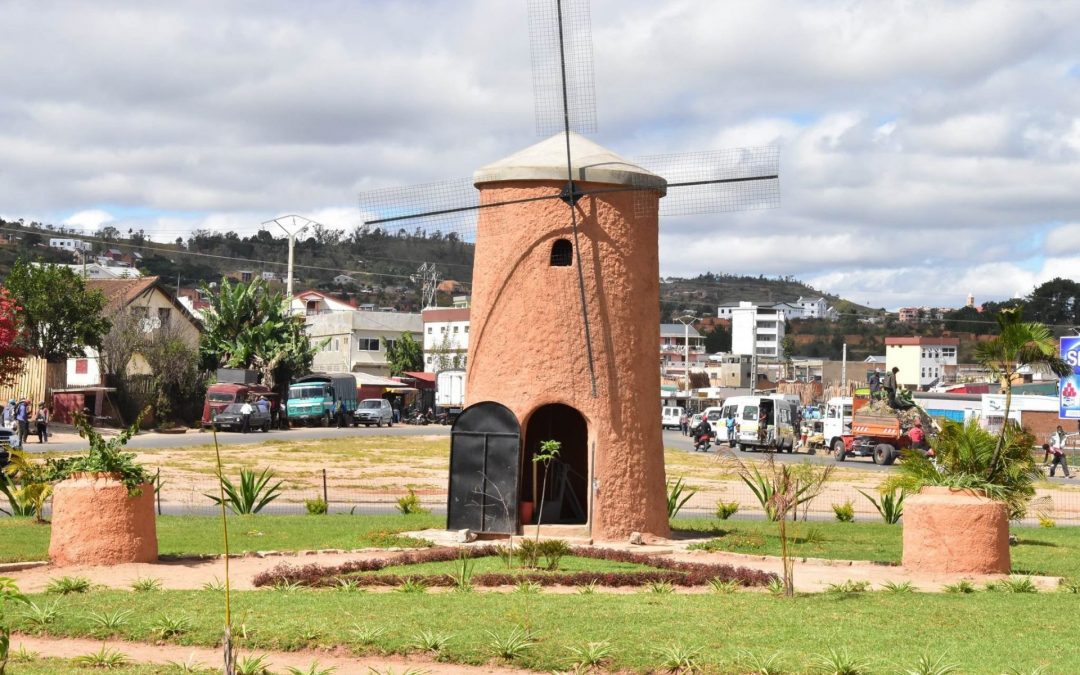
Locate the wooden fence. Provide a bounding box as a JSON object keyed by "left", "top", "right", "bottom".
{"left": 0, "top": 357, "right": 67, "bottom": 405}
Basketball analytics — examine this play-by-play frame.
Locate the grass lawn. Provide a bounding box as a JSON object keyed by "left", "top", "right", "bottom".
{"left": 11, "top": 588, "right": 1077, "bottom": 673}
{"left": 0, "top": 513, "right": 443, "bottom": 563}
{"left": 673, "top": 518, "right": 1080, "bottom": 578}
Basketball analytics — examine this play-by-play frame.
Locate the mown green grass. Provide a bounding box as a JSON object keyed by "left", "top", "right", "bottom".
{"left": 0, "top": 513, "right": 443, "bottom": 563}
{"left": 12, "top": 589, "right": 1076, "bottom": 673}
{"left": 673, "top": 518, "right": 1080, "bottom": 578}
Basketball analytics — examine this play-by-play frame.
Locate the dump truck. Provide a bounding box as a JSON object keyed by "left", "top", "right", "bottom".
{"left": 824, "top": 395, "right": 935, "bottom": 465}
{"left": 286, "top": 373, "right": 358, "bottom": 426}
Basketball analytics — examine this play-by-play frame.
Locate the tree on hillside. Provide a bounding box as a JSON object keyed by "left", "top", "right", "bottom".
{"left": 199, "top": 278, "right": 321, "bottom": 389}
{"left": 1025, "top": 277, "right": 1080, "bottom": 329}
{"left": 0, "top": 288, "right": 26, "bottom": 385}
{"left": 4, "top": 259, "right": 110, "bottom": 362}
{"left": 974, "top": 305, "right": 1071, "bottom": 475}
{"left": 384, "top": 332, "right": 423, "bottom": 377}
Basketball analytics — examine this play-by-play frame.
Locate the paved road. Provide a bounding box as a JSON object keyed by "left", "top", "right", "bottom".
{"left": 663, "top": 428, "right": 894, "bottom": 473}
{"left": 27, "top": 422, "right": 452, "bottom": 453}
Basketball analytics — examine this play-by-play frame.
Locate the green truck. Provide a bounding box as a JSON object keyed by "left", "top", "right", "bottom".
{"left": 285, "top": 373, "right": 358, "bottom": 426}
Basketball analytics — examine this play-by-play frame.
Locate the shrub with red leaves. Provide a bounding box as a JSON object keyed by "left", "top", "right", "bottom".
{"left": 0, "top": 287, "right": 25, "bottom": 386}
{"left": 251, "top": 544, "right": 777, "bottom": 589}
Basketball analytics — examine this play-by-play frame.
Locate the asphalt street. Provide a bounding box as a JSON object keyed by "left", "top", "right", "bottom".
{"left": 661, "top": 428, "right": 894, "bottom": 472}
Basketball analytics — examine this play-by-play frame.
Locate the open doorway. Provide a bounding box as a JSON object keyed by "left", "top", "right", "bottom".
{"left": 521, "top": 404, "right": 588, "bottom": 526}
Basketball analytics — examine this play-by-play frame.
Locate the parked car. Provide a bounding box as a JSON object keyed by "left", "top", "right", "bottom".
{"left": 354, "top": 398, "right": 394, "bottom": 427}
{"left": 212, "top": 403, "right": 271, "bottom": 432}
{"left": 0, "top": 426, "right": 19, "bottom": 468}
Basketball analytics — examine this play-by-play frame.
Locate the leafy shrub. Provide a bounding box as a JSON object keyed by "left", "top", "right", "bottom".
{"left": 715, "top": 500, "right": 739, "bottom": 520}
{"left": 943, "top": 580, "right": 976, "bottom": 594}
{"left": 367, "top": 529, "right": 433, "bottom": 549}
{"left": 305, "top": 498, "right": 328, "bottom": 515}
{"left": 537, "top": 538, "right": 570, "bottom": 570}
{"left": 44, "top": 409, "right": 151, "bottom": 495}
{"left": 206, "top": 467, "right": 283, "bottom": 515}
{"left": 46, "top": 576, "right": 91, "bottom": 595}
{"left": 858, "top": 488, "right": 905, "bottom": 524}
{"left": 1039, "top": 515, "right": 1056, "bottom": 528}
{"left": 825, "top": 579, "right": 870, "bottom": 594}
{"left": 515, "top": 538, "right": 540, "bottom": 569}
{"left": 1, "top": 577, "right": 30, "bottom": 673}
{"left": 885, "top": 419, "right": 1039, "bottom": 520}
{"left": 486, "top": 625, "right": 536, "bottom": 660}
{"left": 832, "top": 500, "right": 855, "bottom": 522}
{"left": 0, "top": 450, "right": 52, "bottom": 520}
{"left": 667, "top": 476, "right": 696, "bottom": 519}
{"left": 395, "top": 488, "right": 428, "bottom": 515}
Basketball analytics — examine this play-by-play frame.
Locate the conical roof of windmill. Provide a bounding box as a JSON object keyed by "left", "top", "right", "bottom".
{"left": 474, "top": 131, "right": 666, "bottom": 195}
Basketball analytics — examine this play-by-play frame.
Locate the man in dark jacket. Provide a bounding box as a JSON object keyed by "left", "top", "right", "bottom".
{"left": 883, "top": 367, "right": 900, "bottom": 408}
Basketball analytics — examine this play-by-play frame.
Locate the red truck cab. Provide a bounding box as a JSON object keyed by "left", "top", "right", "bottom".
{"left": 202, "top": 383, "right": 274, "bottom": 426}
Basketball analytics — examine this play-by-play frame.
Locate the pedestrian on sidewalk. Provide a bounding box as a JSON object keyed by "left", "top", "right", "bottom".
{"left": 15, "top": 397, "right": 29, "bottom": 445}
{"left": 1045, "top": 442, "right": 1072, "bottom": 478}
{"left": 35, "top": 402, "right": 49, "bottom": 443}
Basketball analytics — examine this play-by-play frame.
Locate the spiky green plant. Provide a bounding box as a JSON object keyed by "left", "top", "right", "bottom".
{"left": 653, "top": 644, "right": 702, "bottom": 673}
{"left": 206, "top": 467, "right": 284, "bottom": 515}
{"left": 667, "top": 477, "right": 697, "bottom": 519}
{"left": 46, "top": 576, "right": 91, "bottom": 595}
{"left": 857, "top": 488, "right": 905, "bottom": 524}
{"left": 810, "top": 646, "right": 872, "bottom": 674}
{"left": 71, "top": 646, "right": 130, "bottom": 669}
{"left": 486, "top": 626, "right": 537, "bottom": 661}
{"left": 131, "top": 576, "right": 163, "bottom": 592}
{"left": 565, "top": 641, "right": 614, "bottom": 670}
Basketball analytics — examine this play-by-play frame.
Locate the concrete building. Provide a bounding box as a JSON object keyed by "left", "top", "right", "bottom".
{"left": 32, "top": 262, "right": 142, "bottom": 280}
{"left": 717, "top": 298, "right": 834, "bottom": 322}
{"left": 660, "top": 323, "right": 707, "bottom": 385}
{"left": 49, "top": 238, "right": 92, "bottom": 253}
{"left": 423, "top": 306, "right": 470, "bottom": 372}
{"left": 306, "top": 309, "right": 422, "bottom": 376}
{"left": 290, "top": 289, "right": 356, "bottom": 316}
{"left": 885, "top": 336, "right": 960, "bottom": 389}
{"left": 730, "top": 301, "right": 786, "bottom": 358}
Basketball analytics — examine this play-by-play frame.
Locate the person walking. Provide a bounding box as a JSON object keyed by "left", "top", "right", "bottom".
{"left": 15, "top": 397, "right": 29, "bottom": 445}
{"left": 34, "top": 402, "right": 49, "bottom": 443}
{"left": 240, "top": 400, "right": 253, "bottom": 433}
{"left": 334, "top": 399, "right": 346, "bottom": 428}
{"left": 1047, "top": 425, "right": 1070, "bottom": 470}
{"left": 1047, "top": 437, "right": 1072, "bottom": 478}
{"left": 725, "top": 412, "right": 737, "bottom": 448}
{"left": 679, "top": 412, "right": 689, "bottom": 436}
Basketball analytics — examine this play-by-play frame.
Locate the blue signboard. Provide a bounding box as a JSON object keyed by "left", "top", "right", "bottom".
{"left": 1060, "top": 337, "right": 1080, "bottom": 419}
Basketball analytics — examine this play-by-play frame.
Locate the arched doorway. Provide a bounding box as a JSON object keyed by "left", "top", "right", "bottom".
{"left": 521, "top": 404, "right": 588, "bottom": 525}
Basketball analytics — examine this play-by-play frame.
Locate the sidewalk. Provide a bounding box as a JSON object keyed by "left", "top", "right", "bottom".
{"left": 19, "top": 422, "right": 121, "bottom": 447}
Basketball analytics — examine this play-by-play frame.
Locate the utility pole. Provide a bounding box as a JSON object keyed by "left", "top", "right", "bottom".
{"left": 841, "top": 342, "right": 848, "bottom": 393}
{"left": 263, "top": 215, "right": 319, "bottom": 312}
{"left": 675, "top": 314, "right": 696, "bottom": 405}
{"left": 750, "top": 316, "right": 758, "bottom": 395}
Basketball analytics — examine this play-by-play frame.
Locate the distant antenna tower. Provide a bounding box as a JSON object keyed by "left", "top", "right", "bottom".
{"left": 412, "top": 262, "right": 439, "bottom": 308}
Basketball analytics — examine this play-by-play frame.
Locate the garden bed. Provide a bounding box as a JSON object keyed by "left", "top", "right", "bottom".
{"left": 252, "top": 544, "right": 777, "bottom": 589}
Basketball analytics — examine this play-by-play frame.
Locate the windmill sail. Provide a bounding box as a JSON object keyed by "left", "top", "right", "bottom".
{"left": 528, "top": 0, "right": 596, "bottom": 136}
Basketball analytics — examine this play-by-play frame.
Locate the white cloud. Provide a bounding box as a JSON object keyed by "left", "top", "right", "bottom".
{"left": 62, "top": 209, "right": 115, "bottom": 230}
{"left": 1, "top": 0, "right": 1079, "bottom": 308}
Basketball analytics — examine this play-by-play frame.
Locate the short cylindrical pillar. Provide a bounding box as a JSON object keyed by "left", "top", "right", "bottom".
{"left": 49, "top": 473, "right": 157, "bottom": 566}
{"left": 902, "top": 486, "right": 1009, "bottom": 574}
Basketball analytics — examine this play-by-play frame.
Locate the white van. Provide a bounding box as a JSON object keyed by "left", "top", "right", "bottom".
{"left": 661, "top": 406, "right": 684, "bottom": 429}
{"left": 725, "top": 395, "right": 798, "bottom": 452}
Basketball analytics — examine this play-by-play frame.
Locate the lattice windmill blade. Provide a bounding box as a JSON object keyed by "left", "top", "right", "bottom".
{"left": 633, "top": 146, "right": 781, "bottom": 218}
{"left": 528, "top": 0, "right": 596, "bottom": 136}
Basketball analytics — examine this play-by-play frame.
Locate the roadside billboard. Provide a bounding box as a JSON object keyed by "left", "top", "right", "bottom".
{"left": 1059, "top": 337, "right": 1080, "bottom": 419}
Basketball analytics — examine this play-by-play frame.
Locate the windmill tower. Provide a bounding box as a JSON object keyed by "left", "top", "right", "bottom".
{"left": 358, "top": 0, "right": 779, "bottom": 541}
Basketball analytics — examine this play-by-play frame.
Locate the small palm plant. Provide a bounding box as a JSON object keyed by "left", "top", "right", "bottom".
{"left": 206, "top": 467, "right": 284, "bottom": 515}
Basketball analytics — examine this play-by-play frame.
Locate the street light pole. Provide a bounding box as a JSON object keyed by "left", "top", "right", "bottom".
{"left": 675, "top": 314, "right": 697, "bottom": 405}
{"left": 263, "top": 215, "right": 319, "bottom": 312}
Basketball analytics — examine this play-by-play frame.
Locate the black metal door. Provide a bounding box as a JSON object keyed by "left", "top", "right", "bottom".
{"left": 447, "top": 401, "right": 521, "bottom": 533}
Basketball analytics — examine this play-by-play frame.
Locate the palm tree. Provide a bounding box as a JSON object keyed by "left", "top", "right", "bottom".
{"left": 974, "top": 306, "right": 1071, "bottom": 476}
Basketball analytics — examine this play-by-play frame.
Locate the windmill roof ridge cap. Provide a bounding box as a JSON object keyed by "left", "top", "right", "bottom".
{"left": 474, "top": 131, "right": 667, "bottom": 194}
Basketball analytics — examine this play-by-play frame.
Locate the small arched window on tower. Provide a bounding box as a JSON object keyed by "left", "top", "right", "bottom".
{"left": 549, "top": 238, "right": 573, "bottom": 266}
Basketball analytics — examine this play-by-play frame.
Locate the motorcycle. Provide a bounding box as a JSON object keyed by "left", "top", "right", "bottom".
{"left": 693, "top": 431, "right": 714, "bottom": 452}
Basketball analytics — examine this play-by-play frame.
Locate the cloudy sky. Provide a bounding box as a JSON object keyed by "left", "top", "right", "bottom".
{"left": 2, "top": 0, "right": 1079, "bottom": 310}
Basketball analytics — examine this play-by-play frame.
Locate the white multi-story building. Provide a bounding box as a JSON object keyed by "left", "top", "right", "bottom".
{"left": 718, "top": 297, "right": 835, "bottom": 321}
{"left": 305, "top": 306, "right": 423, "bottom": 377}
{"left": 49, "top": 238, "right": 92, "bottom": 253}
{"left": 423, "top": 301, "right": 470, "bottom": 372}
{"left": 730, "top": 301, "right": 786, "bottom": 359}
{"left": 885, "top": 336, "right": 960, "bottom": 389}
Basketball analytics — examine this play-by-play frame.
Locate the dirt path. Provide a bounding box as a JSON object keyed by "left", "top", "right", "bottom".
{"left": 11, "top": 634, "right": 529, "bottom": 674}
{"left": 5, "top": 544, "right": 1061, "bottom": 595}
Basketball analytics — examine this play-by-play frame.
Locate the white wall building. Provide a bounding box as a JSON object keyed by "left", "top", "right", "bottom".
{"left": 306, "top": 310, "right": 423, "bottom": 377}
{"left": 884, "top": 336, "right": 960, "bottom": 389}
{"left": 730, "top": 302, "right": 786, "bottom": 359}
{"left": 718, "top": 297, "right": 835, "bottom": 322}
{"left": 49, "top": 238, "right": 92, "bottom": 253}
{"left": 423, "top": 306, "right": 470, "bottom": 371}
{"left": 32, "top": 262, "right": 142, "bottom": 279}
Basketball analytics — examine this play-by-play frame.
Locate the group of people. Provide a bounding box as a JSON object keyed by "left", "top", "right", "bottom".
{"left": 1044, "top": 425, "right": 1074, "bottom": 478}
{"left": 869, "top": 367, "right": 905, "bottom": 408}
{"left": 238, "top": 395, "right": 271, "bottom": 433}
{"left": 0, "top": 397, "right": 49, "bottom": 444}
